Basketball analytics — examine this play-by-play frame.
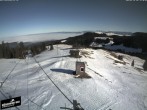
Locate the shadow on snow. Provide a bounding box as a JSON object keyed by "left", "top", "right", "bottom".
{"left": 50, "top": 68, "right": 74, "bottom": 75}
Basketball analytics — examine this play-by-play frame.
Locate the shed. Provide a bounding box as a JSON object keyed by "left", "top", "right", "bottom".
{"left": 70, "top": 50, "right": 81, "bottom": 58}
{"left": 76, "top": 62, "right": 85, "bottom": 75}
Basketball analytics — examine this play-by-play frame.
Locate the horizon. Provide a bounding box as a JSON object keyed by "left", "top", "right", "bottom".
{"left": 0, "top": 30, "right": 134, "bottom": 43}
{"left": 0, "top": 30, "right": 134, "bottom": 39}
{"left": 0, "top": 30, "right": 138, "bottom": 44}
{"left": 0, "top": 0, "right": 147, "bottom": 38}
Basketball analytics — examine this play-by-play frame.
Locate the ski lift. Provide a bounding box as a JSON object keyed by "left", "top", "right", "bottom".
{"left": 24, "top": 50, "right": 33, "bottom": 58}
{"left": 60, "top": 100, "right": 84, "bottom": 110}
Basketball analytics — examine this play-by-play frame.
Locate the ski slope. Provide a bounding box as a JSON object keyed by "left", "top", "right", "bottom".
{"left": 0, "top": 44, "right": 147, "bottom": 110}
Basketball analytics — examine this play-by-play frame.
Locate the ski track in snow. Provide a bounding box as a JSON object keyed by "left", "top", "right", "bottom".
{"left": 0, "top": 44, "right": 147, "bottom": 110}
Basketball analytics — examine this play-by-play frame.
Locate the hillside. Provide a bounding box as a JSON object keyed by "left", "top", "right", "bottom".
{"left": 0, "top": 44, "right": 147, "bottom": 110}
{"left": 65, "top": 32, "right": 147, "bottom": 53}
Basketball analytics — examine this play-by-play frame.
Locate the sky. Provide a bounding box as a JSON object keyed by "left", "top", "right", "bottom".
{"left": 0, "top": 0, "right": 147, "bottom": 38}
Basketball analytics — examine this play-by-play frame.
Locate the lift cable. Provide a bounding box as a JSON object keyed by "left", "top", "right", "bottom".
{"left": 0, "top": 89, "right": 7, "bottom": 98}
{"left": 0, "top": 59, "right": 21, "bottom": 88}
{"left": 0, "top": 89, "right": 21, "bottom": 110}
{"left": 13, "top": 59, "right": 28, "bottom": 98}
{"left": 0, "top": 59, "right": 21, "bottom": 110}
{"left": 25, "top": 58, "right": 30, "bottom": 110}
{"left": 55, "top": 45, "right": 84, "bottom": 110}
{"left": 0, "top": 57, "right": 46, "bottom": 110}
{"left": 25, "top": 96, "right": 46, "bottom": 110}
{"left": 12, "top": 79, "right": 18, "bottom": 97}
{"left": 23, "top": 57, "right": 47, "bottom": 110}
{"left": 33, "top": 56, "right": 73, "bottom": 105}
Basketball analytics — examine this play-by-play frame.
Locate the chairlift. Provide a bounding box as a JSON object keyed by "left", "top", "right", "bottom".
{"left": 60, "top": 100, "right": 84, "bottom": 110}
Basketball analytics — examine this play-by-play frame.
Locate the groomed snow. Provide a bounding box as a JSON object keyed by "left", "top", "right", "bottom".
{"left": 0, "top": 44, "right": 147, "bottom": 110}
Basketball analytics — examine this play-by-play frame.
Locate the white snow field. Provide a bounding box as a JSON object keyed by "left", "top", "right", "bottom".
{"left": 0, "top": 44, "right": 147, "bottom": 110}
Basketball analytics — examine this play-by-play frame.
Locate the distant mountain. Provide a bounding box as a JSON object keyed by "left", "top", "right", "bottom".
{"left": 65, "top": 32, "right": 147, "bottom": 53}
{"left": 106, "top": 31, "right": 132, "bottom": 36}
{"left": 95, "top": 30, "right": 132, "bottom": 36}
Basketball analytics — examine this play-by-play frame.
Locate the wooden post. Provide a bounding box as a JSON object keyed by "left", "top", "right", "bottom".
{"left": 60, "top": 100, "right": 84, "bottom": 110}
{"left": 73, "top": 100, "right": 78, "bottom": 110}
{"left": 73, "top": 100, "right": 84, "bottom": 110}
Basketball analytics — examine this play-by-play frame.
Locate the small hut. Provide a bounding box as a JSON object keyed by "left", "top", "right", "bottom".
{"left": 69, "top": 50, "right": 81, "bottom": 58}
{"left": 76, "top": 62, "right": 85, "bottom": 75}
{"left": 74, "top": 61, "right": 91, "bottom": 78}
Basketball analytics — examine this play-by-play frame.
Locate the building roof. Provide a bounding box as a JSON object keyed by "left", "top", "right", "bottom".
{"left": 76, "top": 61, "right": 85, "bottom": 65}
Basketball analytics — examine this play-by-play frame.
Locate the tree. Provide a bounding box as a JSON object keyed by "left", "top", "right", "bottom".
{"left": 2, "top": 41, "right": 6, "bottom": 58}
{"left": 143, "top": 59, "right": 147, "bottom": 71}
{"left": 131, "top": 60, "right": 134, "bottom": 67}
{"left": 18, "top": 42, "right": 25, "bottom": 58}
{"left": 5, "top": 43, "right": 11, "bottom": 58}
{"left": 0, "top": 44, "right": 2, "bottom": 58}
{"left": 50, "top": 44, "right": 54, "bottom": 50}
{"left": 41, "top": 42, "right": 46, "bottom": 51}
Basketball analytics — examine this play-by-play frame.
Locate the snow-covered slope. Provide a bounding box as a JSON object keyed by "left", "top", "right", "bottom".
{"left": 0, "top": 45, "right": 147, "bottom": 110}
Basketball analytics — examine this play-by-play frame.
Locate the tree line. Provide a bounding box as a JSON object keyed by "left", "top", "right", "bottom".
{"left": 0, "top": 41, "right": 25, "bottom": 58}
{"left": 66, "top": 32, "right": 105, "bottom": 48}
{"left": 112, "top": 32, "right": 147, "bottom": 52}
{"left": 0, "top": 41, "right": 54, "bottom": 59}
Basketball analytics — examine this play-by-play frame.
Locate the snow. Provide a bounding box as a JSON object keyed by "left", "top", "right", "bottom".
{"left": 61, "top": 40, "right": 67, "bottom": 43}
{"left": 90, "top": 39, "right": 113, "bottom": 48}
{"left": 90, "top": 42, "right": 104, "bottom": 47}
{"left": 0, "top": 44, "right": 147, "bottom": 110}
{"left": 94, "top": 37, "right": 110, "bottom": 40}
{"left": 105, "top": 32, "right": 124, "bottom": 36}
{"left": 95, "top": 32, "right": 104, "bottom": 34}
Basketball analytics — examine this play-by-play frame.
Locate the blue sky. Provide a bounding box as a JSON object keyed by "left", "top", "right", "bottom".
{"left": 0, "top": 0, "right": 147, "bottom": 38}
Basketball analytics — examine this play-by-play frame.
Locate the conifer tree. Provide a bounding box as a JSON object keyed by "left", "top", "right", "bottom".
{"left": 50, "top": 44, "right": 54, "bottom": 50}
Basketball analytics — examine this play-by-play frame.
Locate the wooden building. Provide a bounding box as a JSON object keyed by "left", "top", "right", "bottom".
{"left": 69, "top": 50, "right": 81, "bottom": 58}
{"left": 76, "top": 62, "right": 85, "bottom": 75}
